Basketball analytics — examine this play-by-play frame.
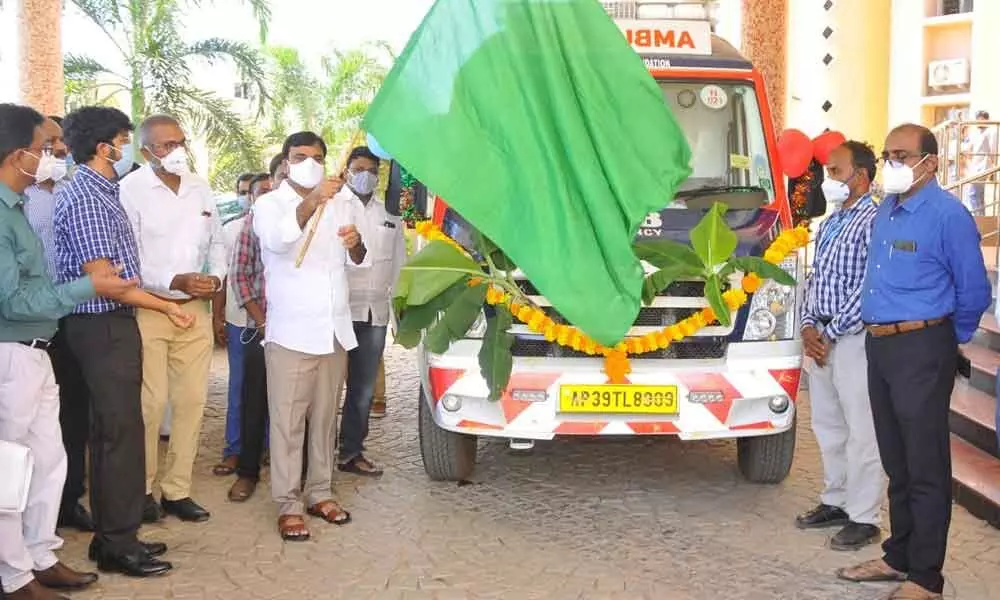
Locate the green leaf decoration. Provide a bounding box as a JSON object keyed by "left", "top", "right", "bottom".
{"left": 395, "top": 281, "right": 468, "bottom": 349}
{"left": 704, "top": 275, "right": 731, "bottom": 327}
{"left": 479, "top": 305, "right": 515, "bottom": 402}
{"left": 641, "top": 263, "right": 703, "bottom": 305}
{"left": 396, "top": 240, "right": 482, "bottom": 306}
{"left": 633, "top": 239, "right": 705, "bottom": 272}
{"left": 689, "top": 202, "right": 738, "bottom": 270}
{"left": 472, "top": 230, "right": 517, "bottom": 271}
{"left": 729, "top": 256, "right": 796, "bottom": 286}
{"left": 424, "top": 284, "right": 487, "bottom": 353}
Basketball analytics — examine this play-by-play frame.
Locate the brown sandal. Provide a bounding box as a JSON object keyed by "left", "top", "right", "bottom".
{"left": 228, "top": 477, "right": 257, "bottom": 503}
{"left": 212, "top": 455, "right": 238, "bottom": 476}
{"left": 277, "top": 515, "right": 310, "bottom": 541}
{"left": 307, "top": 500, "right": 352, "bottom": 525}
{"left": 836, "top": 558, "right": 906, "bottom": 583}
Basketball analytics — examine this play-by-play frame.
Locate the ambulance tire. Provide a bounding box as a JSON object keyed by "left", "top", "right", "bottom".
{"left": 736, "top": 418, "right": 796, "bottom": 484}
{"left": 419, "top": 388, "right": 478, "bottom": 481}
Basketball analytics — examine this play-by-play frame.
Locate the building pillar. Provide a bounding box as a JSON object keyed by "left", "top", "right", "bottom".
{"left": 741, "top": 0, "right": 788, "bottom": 131}
{"left": 787, "top": 0, "right": 891, "bottom": 147}
{"left": 18, "top": 0, "right": 63, "bottom": 115}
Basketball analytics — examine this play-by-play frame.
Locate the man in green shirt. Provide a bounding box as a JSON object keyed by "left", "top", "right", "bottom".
{"left": 0, "top": 103, "right": 136, "bottom": 600}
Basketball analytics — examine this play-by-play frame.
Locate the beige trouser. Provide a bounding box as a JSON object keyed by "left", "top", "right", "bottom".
{"left": 265, "top": 342, "right": 347, "bottom": 516}
{"left": 374, "top": 356, "right": 386, "bottom": 402}
{"left": 137, "top": 301, "right": 213, "bottom": 500}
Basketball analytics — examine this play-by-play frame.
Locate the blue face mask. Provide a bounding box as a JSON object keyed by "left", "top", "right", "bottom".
{"left": 107, "top": 142, "right": 134, "bottom": 178}
{"left": 237, "top": 194, "right": 250, "bottom": 210}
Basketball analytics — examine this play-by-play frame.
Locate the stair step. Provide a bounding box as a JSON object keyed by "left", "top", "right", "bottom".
{"left": 982, "top": 313, "right": 1000, "bottom": 336}
{"left": 951, "top": 434, "right": 1000, "bottom": 527}
{"left": 950, "top": 379, "right": 998, "bottom": 456}
{"left": 960, "top": 343, "right": 1000, "bottom": 379}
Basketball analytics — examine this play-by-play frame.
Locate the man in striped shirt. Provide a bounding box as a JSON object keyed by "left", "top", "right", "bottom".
{"left": 795, "top": 141, "right": 884, "bottom": 552}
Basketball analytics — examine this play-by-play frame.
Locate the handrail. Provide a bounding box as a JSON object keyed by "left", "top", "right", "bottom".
{"left": 942, "top": 164, "right": 1000, "bottom": 192}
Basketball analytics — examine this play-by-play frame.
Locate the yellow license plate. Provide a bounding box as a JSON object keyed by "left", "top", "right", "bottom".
{"left": 558, "top": 385, "right": 679, "bottom": 415}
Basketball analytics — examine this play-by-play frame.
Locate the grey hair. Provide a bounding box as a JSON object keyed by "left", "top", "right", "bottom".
{"left": 138, "top": 114, "right": 182, "bottom": 147}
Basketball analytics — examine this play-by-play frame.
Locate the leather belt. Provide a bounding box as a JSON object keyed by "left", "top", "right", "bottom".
{"left": 865, "top": 318, "right": 946, "bottom": 338}
{"left": 18, "top": 338, "right": 53, "bottom": 350}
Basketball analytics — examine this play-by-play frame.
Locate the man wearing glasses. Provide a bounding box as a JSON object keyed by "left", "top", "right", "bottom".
{"left": 120, "top": 115, "right": 227, "bottom": 525}
{"left": 837, "top": 124, "right": 991, "bottom": 600}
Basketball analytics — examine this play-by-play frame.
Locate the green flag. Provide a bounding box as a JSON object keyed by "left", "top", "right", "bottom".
{"left": 365, "top": 0, "right": 692, "bottom": 346}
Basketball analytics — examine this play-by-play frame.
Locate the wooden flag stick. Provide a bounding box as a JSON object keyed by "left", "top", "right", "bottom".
{"left": 294, "top": 128, "right": 366, "bottom": 268}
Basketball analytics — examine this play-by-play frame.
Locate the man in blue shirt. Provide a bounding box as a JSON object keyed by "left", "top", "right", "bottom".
{"left": 0, "top": 103, "right": 137, "bottom": 600}
{"left": 839, "top": 124, "right": 991, "bottom": 600}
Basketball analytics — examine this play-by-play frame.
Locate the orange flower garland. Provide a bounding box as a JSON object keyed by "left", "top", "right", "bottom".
{"left": 417, "top": 221, "right": 809, "bottom": 381}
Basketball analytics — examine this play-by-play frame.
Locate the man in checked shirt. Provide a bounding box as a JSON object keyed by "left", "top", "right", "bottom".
{"left": 794, "top": 141, "right": 885, "bottom": 552}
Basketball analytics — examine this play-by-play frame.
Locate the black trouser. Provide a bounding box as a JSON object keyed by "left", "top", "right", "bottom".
{"left": 47, "top": 320, "right": 89, "bottom": 513}
{"left": 64, "top": 310, "right": 146, "bottom": 555}
{"left": 236, "top": 329, "right": 269, "bottom": 481}
{"left": 866, "top": 321, "right": 957, "bottom": 594}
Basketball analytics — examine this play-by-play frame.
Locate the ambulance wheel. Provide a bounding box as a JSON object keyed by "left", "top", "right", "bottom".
{"left": 737, "top": 419, "right": 796, "bottom": 484}
{"left": 419, "top": 388, "right": 478, "bottom": 481}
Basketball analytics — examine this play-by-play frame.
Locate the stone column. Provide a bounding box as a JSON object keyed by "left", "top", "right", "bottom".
{"left": 741, "top": 0, "right": 788, "bottom": 131}
{"left": 18, "top": 0, "right": 63, "bottom": 115}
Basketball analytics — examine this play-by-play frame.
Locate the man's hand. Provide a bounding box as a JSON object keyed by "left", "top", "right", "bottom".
{"left": 338, "top": 224, "right": 361, "bottom": 249}
{"left": 297, "top": 176, "right": 345, "bottom": 228}
{"left": 801, "top": 326, "right": 829, "bottom": 366}
{"left": 171, "top": 273, "right": 218, "bottom": 298}
{"left": 91, "top": 269, "right": 138, "bottom": 299}
{"left": 213, "top": 316, "right": 227, "bottom": 347}
{"left": 163, "top": 303, "right": 195, "bottom": 329}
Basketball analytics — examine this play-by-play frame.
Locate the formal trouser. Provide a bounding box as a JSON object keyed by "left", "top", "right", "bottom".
{"left": 265, "top": 342, "right": 347, "bottom": 516}
{"left": 137, "top": 302, "right": 213, "bottom": 501}
{"left": 46, "top": 321, "right": 89, "bottom": 513}
{"left": 223, "top": 322, "right": 246, "bottom": 459}
{"left": 0, "top": 344, "right": 66, "bottom": 594}
{"left": 64, "top": 311, "right": 145, "bottom": 556}
{"left": 374, "top": 357, "right": 386, "bottom": 403}
{"left": 866, "top": 322, "right": 956, "bottom": 594}
{"left": 236, "top": 328, "right": 268, "bottom": 481}
{"left": 339, "top": 321, "right": 388, "bottom": 463}
{"left": 807, "top": 332, "right": 884, "bottom": 525}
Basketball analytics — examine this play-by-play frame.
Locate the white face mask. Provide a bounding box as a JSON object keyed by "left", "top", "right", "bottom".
{"left": 882, "top": 156, "right": 927, "bottom": 195}
{"left": 348, "top": 170, "right": 378, "bottom": 196}
{"left": 287, "top": 157, "right": 325, "bottom": 189}
{"left": 153, "top": 147, "right": 190, "bottom": 176}
{"left": 821, "top": 178, "right": 850, "bottom": 208}
{"left": 25, "top": 151, "right": 68, "bottom": 183}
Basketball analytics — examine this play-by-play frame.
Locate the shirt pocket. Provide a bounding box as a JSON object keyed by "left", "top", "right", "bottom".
{"left": 883, "top": 246, "right": 925, "bottom": 291}
{"left": 373, "top": 226, "right": 397, "bottom": 262}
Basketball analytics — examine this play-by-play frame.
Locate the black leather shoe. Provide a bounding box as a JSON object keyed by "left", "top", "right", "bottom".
{"left": 830, "top": 522, "right": 881, "bottom": 551}
{"left": 97, "top": 551, "right": 172, "bottom": 578}
{"left": 142, "top": 494, "right": 165, "bottom": 523}
{"left": 795, "top": 504, "right": 849, "bottom": 529}
{"left": 161, "top": 497, "right": 211, "bottom": 522}
{"left": 57, "top": 502, "right": 95, "bottom": 532}
{"left": 88, "top": 539, "right": 168, "bottom": 561}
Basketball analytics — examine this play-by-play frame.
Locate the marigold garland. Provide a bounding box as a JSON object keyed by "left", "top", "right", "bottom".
{"left": 416, "top": 221, "right": 809, "bottom": 383}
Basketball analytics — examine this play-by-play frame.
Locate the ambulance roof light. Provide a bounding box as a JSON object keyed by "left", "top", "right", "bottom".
{"left": 601, "top": 1, "right": 720, "bottom": 24}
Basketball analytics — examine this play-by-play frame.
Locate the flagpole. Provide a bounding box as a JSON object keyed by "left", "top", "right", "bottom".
{"left": 294, "top": 128, "right": 365, "bottom": 269}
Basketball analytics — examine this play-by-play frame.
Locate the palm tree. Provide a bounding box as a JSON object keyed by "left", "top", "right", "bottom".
{"left": 64, "top": 0, "right": 272, "bottom": 187}
{"left": 319, "top": 42, "right": 396, "bottom": 149}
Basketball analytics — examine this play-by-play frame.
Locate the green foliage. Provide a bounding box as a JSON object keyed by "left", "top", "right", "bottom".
{"left": 689, "top": 203, "right": 738, "bottom": 270}
{"left": 479, "top": 305, "right": 514, "bottom": 401}
{"left": 424, "top": 285, "right": 487, "bottom": 354}
{"left": 394, "top": 241, "right": 482, "bottom": 307}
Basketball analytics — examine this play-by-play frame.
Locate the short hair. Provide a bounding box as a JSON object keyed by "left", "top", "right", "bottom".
{"left": 249, "top": 173, "right": 270, "bottom": 195}
{"left": 977, "top": 110, "right": 990, "bottom": 120}
{"left": 0, "top": 103, "right": 45, "bottom": 164}
{"left": 63, "top": 106, "right": 134, "bottom": 164}
{"left": 138, "top": 114, "right": 181, "bottom": 147}
{"left": 235, "top": 172, "right": 255, "bottom": 193}
{"left": 281, "top": 131, "right": 327, "bottom": 159}
{"left": 347, "top": 145, "right": 380, "bottom": 168}
{"left": 268, "top": 153, "right": 283, "bottom": 178}
{"left": 48, "top": 115, "right": 63, "bottom": 126}
{"left": 841, "top": 140, "right": 877, "bottom": 182}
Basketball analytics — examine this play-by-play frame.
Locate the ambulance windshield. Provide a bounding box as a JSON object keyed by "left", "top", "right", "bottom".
{"left": 660, "top": 81, "right": 774, "bottom": 208}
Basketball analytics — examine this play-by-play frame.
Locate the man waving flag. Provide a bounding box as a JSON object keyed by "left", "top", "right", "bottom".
{"left": 365, "top": 0, "right": 691, "bottom": 346}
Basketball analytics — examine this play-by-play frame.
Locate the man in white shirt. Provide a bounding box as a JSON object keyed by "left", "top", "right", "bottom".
{"left": 964, "top": 110, "right": 997, "bottom": 216}
{"left": 338, "top": 147, "right": 405, "bottom": 476}
{"left": 120, "top": 115, "right": 226, "bottom": 524}
{"left": 253, "top": 131, "right": 366, "bottom": 541}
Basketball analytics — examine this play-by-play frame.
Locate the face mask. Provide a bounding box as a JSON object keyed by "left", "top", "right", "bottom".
{"left": 882, "top": 156, "right": 927, "bottom": 195}
{"left": 104, "top": 142, "right": 135, "bottom": 178}
{"left": 821, "top": 178, "right": 850, "bottom": 208}
{"left": 287, "top": 158, "right": 325, "bottom": 188}
{"left": 153, "top": 146, "right": 190, "bottom": 176}
{"left": 348, "top": 171, "right": 379, "bottom": 196}
{"left": 237, "top": 194, "right": 250, "bottom": 210}
{"left": 21, "top": 150, "right": 67, "bottom": 183}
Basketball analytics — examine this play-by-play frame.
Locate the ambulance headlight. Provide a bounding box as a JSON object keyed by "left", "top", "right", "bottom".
{"left": 742, "top": 255, "right": 798, "bottom": 342}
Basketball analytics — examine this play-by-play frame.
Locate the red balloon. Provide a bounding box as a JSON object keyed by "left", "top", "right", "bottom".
{"left": 777, "top": 129, "right": 813, "bottom": 179}
{"left": 813, "top": 130, "right": 847, "bottom": 165}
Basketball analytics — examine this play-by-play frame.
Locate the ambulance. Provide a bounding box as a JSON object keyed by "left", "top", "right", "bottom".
{"left": 414, "top": 0, "right": 815, "bottom": 484}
